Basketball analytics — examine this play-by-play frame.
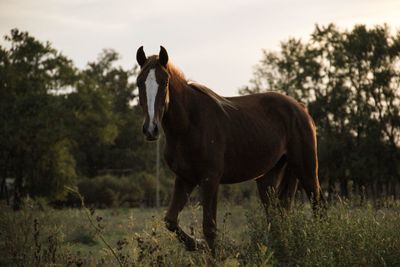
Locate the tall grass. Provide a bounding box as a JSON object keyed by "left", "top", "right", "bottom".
{"left": 1, "top": 197, "right": 399, "bottom": 266}
{"left": 245, "top": 199, "right": 400, "bottom": 266}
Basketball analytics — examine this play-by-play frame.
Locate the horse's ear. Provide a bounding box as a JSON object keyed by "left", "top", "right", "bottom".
{"left": 159, "top": 46, "right": 169, "bottom": 67}
{"left": 136, "top": 46, "right": 147, "bottom": 67}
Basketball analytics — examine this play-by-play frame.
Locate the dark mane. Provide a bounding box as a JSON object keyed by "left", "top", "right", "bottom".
{"left": 166, "top": 62, "right": 237, "bottom": 112}
{"left": 188, "top": 82, "right": 237, "bottom": 111}
{"left": 165, "top": 61, "right": 188, "bottom": 92}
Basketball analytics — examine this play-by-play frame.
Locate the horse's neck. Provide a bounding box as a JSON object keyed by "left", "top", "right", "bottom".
{"left": 162, "top": 77, "right": 191, "bottom": 139}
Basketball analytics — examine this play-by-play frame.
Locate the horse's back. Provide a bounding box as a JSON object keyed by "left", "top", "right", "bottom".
{"left": 227, "top": 92, "right": 306, "bottom": 115}
{"left": 219, "top": 92, "right": 317, "bottom": 183}
{"left": 226, "top": 92, "right": 314, "bottom": 136}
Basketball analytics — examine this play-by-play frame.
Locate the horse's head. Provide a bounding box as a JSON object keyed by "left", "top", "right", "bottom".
{"left": 136, "top": 46, "right": 170, "bottom": 141}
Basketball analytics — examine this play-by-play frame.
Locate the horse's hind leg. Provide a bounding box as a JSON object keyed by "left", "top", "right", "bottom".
{"left": 292, "top": 149, "right": 325, "bottom": 215}
{"left": 256, "top": 156, "right": 287, "bottom": 212}
{"left": 279, "top": 168, "right": 298, "bottom": 210}
{"left": 299, "top": 173, "right": 325, "bottom": 215}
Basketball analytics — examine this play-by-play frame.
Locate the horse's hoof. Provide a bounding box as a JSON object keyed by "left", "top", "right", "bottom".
{"left": 184, "top": 238, "right": 207, "bottom": 251}
{"left": 195, "top": 238, "right": 208, "bottom": 250}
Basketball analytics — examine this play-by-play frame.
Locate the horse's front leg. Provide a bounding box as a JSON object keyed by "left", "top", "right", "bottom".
{"left": 201, "top": 176, "right": 219, "bottom": 252}
{"left": 164, "top": 177, "right": 197, "bottom": 250}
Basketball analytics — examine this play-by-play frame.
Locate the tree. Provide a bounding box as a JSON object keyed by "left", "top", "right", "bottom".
{"left": 65, "top": 49, "right": 148, "bottom": 177}
{"left": 0, "top": 29, "right": 78, "bottom": 207}
{"left": 242, "top": 24, "right": 400, "bottom": 199}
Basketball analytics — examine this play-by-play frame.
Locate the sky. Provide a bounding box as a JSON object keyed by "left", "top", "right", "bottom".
{"left": 1, "top": 0, "right": 400, "bottom": 96}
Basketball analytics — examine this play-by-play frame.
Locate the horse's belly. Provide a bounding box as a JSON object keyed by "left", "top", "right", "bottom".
{"left": 220, "top": 160, "right": 274, "bottom": 184}
{"left": 221, "top": 141, "right": 285, "bottom": 184}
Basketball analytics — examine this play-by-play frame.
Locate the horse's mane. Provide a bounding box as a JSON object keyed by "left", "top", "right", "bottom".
{"left": 188, "top": 82, "right": 237, "bottom": 111}
{"left": 166, "top": 62, "right": 236, "bottom": 112}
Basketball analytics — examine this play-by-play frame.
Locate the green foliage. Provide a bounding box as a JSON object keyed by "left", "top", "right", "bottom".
{"left": 66, "top": 49, "right": 139, "bottom": 177}
{"left": 1, "top": 200, "right": 400, "bottom": 266}
{"left": 0, "top": 203, "right": 68, "bottom": 266}
{"left": 36, "top": 139, "right": 77, "bottom": 199}
{"left": 0, "top": 29, "right": 78, "bottom": 203}
{"left": 242, "top": 24, "right": 400, "bottom": 198}
{"left": 245, "top": 201, "right": 400, "bottom": 266}
{"left": 78, "top": 176, "right": 119, "bottom": 207}
{"left": 76, "top": 173, "right": 166, "bottom": 208}
{"left": 0, "top": 29, "right": 147, "bottom": 206}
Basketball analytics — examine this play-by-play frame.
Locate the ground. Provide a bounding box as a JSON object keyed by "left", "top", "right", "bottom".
{"left": 1, "top": 197, "right": 400, "bottom": 266}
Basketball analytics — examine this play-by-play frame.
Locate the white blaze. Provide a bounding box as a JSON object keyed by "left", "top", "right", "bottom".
{"left": 145, "top": 69, "right": 158, "bottom": 130}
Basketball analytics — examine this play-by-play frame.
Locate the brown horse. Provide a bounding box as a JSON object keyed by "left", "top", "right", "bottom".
{"left": 135, "top": 46, "right": 324, "bottom": 251}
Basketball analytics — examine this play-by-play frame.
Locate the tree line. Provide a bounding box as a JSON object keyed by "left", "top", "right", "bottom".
{"left": 241, "top": 24, "right": 400, "bottom": 201}
{"left": 0, "top": 29, "right": 161, "bottom": 209}
{"left": 1, "top": 24, "right": 399, "bottom": 208}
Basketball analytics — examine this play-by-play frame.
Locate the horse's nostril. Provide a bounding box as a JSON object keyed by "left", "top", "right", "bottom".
{"left": 142, "top": 123, "right": 159, "bottom": 141}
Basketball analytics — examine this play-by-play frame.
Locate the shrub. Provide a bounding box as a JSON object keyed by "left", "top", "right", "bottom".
{"left": 76, "top": 173, "right": 162, "bottom": 208}
{"left": 77, "top": 176, "right": 122, "bottom": 207}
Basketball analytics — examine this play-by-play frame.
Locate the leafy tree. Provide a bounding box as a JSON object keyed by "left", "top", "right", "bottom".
{"left": 0, "top": 29, "right": 173, "bottom": 207}
{"left": 0, "top": 29, "right": 78, "bottom": 207}
{"left": 242, "top": 24, "right": 400, "bottom": 199}
{"left": 65, "top": 49, "right": 151, "bottom": 177}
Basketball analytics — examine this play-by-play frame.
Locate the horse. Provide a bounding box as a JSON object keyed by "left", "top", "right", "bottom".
{"left": 135, "top": 46, "right": 325, "bottom": 251}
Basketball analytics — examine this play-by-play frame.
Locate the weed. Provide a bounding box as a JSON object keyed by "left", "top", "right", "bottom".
{"left": 1, "top": 196, "right": 400, "bottom": 266}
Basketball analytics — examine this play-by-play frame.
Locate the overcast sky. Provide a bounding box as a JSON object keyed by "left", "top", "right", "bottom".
{"left": 1, "top": 0, "right": 399, "bottom": 96}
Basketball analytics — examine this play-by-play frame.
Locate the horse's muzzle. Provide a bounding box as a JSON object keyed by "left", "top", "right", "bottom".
{"left": 143, "top": 123, "right": 159, "bottom": 141}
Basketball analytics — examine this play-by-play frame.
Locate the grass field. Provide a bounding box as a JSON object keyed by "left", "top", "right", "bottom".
{"left": 1, "top": 196, "right": 400, "bottom": 266}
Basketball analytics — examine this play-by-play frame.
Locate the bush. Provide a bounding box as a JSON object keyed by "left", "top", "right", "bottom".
{"left": 76, "top": 173, "right": 162, "bottom": 208}
{"left": 70, "top": 172, "right": 260, "bottom": 208}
